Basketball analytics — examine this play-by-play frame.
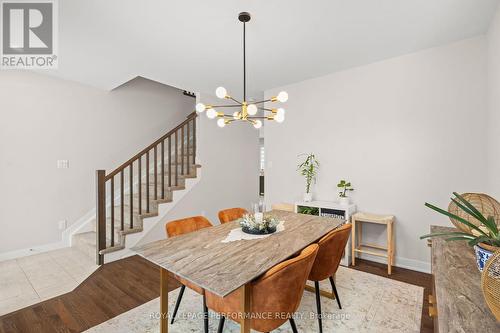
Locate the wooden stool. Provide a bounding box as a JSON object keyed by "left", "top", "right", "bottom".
{"left": 351, "top": 212, "right": 395, "bottom": 274}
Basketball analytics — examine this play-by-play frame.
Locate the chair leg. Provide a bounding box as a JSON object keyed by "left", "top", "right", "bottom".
{"left": 217, "top": 315, "right": 225, "bottom": 333}
{"left": 314, "top": 281, "right": 323, "bottom": 333}
{"left": 170, "top": 285, "right": 186, "bottom": 324}
{"left": 289, "top": 318, "right": 298, "bottom": 333}
{"left": 203, "top": 294, "right": 209, "bottom": 333}
{"left": 329, "top": 276, "right": 342, "bottom": 309}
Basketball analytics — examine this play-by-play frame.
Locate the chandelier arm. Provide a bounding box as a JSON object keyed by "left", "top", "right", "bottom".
{"left": 253, "top": 99, "right": 272, "bottom": 105}
{"left": 247, "top": 116, "right": 268, "bottom": 119}
{"left": 228, "top": 96, "right": 243, "bottom": 104}
{"left": 257, "top": 107, "right": 273, "bottom": 112}
{"left": 211, "top": 104, "right": 242, "bottom": 108}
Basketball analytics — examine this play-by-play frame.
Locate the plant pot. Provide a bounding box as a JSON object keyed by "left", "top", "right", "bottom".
{"left": 474, "top": 243, "right": 497, "bottom": 272}
{"left": 339, "top": 197, "right": 350, "bottom": 206}
{"left": 303, "top": 192, "right": 313, "bottom": 202}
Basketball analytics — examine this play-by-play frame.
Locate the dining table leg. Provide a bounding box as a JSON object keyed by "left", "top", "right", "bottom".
{"left": 160, "top": 268, "right": 169, "bottom": 333}
{"left": 240, "top": 284, "right": 251, "bottom": 333}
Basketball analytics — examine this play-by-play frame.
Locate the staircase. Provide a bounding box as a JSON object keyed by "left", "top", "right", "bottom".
{"left": 72, "top": 112, "right": 199, "bottom": 264}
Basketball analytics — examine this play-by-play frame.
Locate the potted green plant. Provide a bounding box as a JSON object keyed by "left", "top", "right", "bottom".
{"left": 420, "top": 192, "right": 500, "bottom": 271}
{"left": 337, "top": 180, "right": 354, "bottom": 205}
{"left": 297, "top": 153, "right": 319, "bottom": 202}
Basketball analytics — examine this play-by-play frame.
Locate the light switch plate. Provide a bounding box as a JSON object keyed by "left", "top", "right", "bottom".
{"left": 58, "top": 220, "right": 67, "bottom": 230}
{"left": 57, "top": 160, "right": 69, "bottom": 169}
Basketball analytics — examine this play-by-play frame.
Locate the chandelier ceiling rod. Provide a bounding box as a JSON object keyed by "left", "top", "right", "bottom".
{"left": 240, "top": 12, "right": 250, "bottom": 102}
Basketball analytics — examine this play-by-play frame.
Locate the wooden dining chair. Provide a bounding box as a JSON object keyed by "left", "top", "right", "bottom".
{"left": 165, "top": 216, "right": 213, "bottom": 332}
{"left": 218, "top": 207, "right": 248, "bottom": 224}
{"left": 207, "top": 243, "right": 319, "bottom": 333}
{"left": 307, "top": 224, "right": 352, "bottom": 333}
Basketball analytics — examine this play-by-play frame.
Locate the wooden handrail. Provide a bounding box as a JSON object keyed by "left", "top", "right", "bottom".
{"left": 95, "top": 111, "right": 198, "bottom": 265}
{"left": 105, "top": 112, "right": 197, "bottom": 180}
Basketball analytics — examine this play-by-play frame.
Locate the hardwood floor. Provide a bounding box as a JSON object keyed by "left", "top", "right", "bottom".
{"left": 0, "top": 256, "right": 432, "bottom": 333}
{"left": 0, "top": 256, "right": 180, "bottom": 333}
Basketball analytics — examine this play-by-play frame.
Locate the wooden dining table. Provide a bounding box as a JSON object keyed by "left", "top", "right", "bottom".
{"left": 132, "top": 210, "right": 344, "bottom": 333}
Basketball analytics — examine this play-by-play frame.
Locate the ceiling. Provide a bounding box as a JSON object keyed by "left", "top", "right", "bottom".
{"left": 53, "top": 0, "right": 499, "bottom": 97}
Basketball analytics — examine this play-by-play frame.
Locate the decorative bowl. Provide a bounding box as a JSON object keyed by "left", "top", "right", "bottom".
{"left": 474, "top": 243, "right": 495, "bottom": 272}
{"left": 242, "top": 226, "right": 277, "bottom": 235}
{"left": 239, "top": 214, "right": 279, "bottom": 236}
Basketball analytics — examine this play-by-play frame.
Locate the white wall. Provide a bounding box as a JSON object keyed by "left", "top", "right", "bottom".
{"left": 264, "top": 37, "right": 488, "bottom": 272}
{"left": 138, "top": 94, "right": 260, "bottom": 245}
{"left": 0, "top": 72, "right": 193, "bottom": 253}
{"left": 488, "top": 5, "right": 500, "bottom": 199}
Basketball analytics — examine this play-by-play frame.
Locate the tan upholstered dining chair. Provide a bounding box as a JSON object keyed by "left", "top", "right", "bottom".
{"left": 208, "top": 244, "right": 319, "bottom": 333}
{"left": 218, "top": 207, "right": 248, "bottom": 224}
{"left": 308, "top": 224, "right": 352, "bottom": 333}
{"left": 165, "top": 216, "right": 213, "bottom": 333}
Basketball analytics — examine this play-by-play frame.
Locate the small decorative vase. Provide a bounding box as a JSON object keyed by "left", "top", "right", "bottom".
{"left": 303, "top": 192, "right": 313, "bottom": 202}
{"left": 474, "top": 243, "right": 495, "bottom": 272}
{"left": 339, "top": 197, "right": 350, "bottom": 206}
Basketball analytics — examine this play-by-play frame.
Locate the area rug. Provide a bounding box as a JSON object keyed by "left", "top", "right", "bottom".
{"left": 85, "top": 266, "right": 423, "bottom": 333}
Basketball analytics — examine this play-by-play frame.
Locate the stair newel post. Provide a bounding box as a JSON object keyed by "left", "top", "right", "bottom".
{"left": 138, "top": 155, "right": 142, "bottom": 215}
{"left": 146, "top": 151, "right": 150, "bottom": 213}
{"left": 110, "top": 176, "right": 114, "bottom": 247}
{"left": 96, "top": 170, "right": 106, "bottom": 265}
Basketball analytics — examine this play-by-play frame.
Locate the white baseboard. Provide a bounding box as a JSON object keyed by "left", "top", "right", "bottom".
{"left": 0, "top": 241, "right": 68, "bottom": 262}
{"left": 357, "top": 253, "right": 431, "bottom": 273}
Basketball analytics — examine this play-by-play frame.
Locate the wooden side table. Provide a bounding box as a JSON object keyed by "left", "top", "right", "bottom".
{"left": 351, "top": 212, "right": 395, "bottom": 274}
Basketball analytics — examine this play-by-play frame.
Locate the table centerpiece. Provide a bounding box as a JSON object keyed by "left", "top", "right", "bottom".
{"left": 240, "top": 213, "right": 279, "bottom": 235}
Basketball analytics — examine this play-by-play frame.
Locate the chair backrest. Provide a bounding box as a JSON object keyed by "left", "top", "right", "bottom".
{"left": 251, "top": 244, "right": 319, "bottom": 332}
{"left": 165, "top": 216, "right": 212, "bottom": 238}
{"left": 218, "top": 208, "right": 248, "bottom": 224}
{"left": 271, "top": 203, "right": 295, "bottom": 212}
{"left": 308, "top": 224, "right": 352, "bottom": 281}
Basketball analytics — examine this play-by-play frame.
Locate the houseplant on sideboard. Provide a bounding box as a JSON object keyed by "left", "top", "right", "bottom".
{"left": 420, "top": 192, "right": 500, "bottom": 271}
{"left": 337, "top": 179, "right": 354, "bottom": 205}
{"left": 297, "top": 153, "right": 319, "bottom": 202}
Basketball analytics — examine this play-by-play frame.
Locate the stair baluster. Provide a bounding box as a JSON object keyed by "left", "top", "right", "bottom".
{"left": 110, "top": 177, "right": 115, "bottom": 247}
{"left": 95, "top": 112, "right": 197, "bottom": 265}
{"left": 181, "top": 125, "right": 185, "bottom": 175}
{"left": 161, "top": 140, "right": 165, "bottom": 199}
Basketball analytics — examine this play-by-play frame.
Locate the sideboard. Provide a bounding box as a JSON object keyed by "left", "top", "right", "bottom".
{"left": 430, "top": 225, "right": 499, "bottom": 332}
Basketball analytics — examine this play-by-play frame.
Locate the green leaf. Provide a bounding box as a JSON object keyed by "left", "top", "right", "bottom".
{"left": 424, "top": 202, "right": 488, "bottom": 237}
{"left": 451, "top": 197, "right": 498, "bottom": 236}
{"left": 467, "top": 235, "right": 491, "bottom": 247}
{"left": 444, "top": 236, "right": 476, "bottom": 242}
{"left": 486, "top": 215, "right": 499, "bottom": 236}
{"left": 450, "top": 198, "right": 484, "bottom": 222}
{"left": 453, "top": 192, "right": 489, "bottom": 224}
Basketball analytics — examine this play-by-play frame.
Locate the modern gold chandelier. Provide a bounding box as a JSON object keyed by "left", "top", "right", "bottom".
{"left": 195, "top": 12, "right": 288, "bottom": 129}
